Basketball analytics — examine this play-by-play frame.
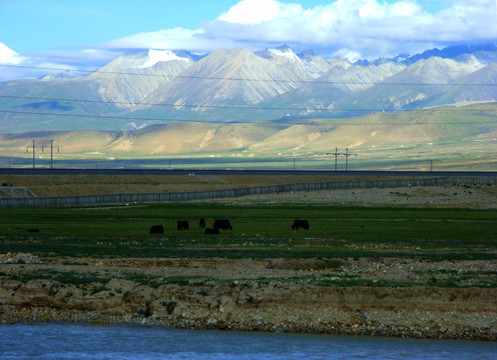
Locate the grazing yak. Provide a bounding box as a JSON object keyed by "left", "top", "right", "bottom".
{"left": 292, "top": 219, "right": 309, "bottom": 230}
{"left": 213, "top": 219, "right": 232, "bottom": 230}
{"left": 205, "top": 228, "right": 219, "bottom": 234}
{"left": 199, "top": 218, "right": 206, "bottom": 228}
{"left": 149, "top": 224, "right": 164, "bottom": 234}
{"left": 177, "top": 220, "right": 189, "bottom": 230}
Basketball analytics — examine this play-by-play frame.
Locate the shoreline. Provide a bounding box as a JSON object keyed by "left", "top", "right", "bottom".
{"left": 2, "top": 277, "right": 496, "bottom": 341}
{"left": 1, "top": 306, "right": 495, "bottom": 342}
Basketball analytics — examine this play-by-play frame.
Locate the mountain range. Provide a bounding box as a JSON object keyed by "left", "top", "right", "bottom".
{"left": 1, "top": 43, "right": 497, "bottom": 133}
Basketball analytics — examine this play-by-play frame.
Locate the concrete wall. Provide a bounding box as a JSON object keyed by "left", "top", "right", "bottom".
{"left": 1, "top": 176, "right": 495, "bottom": 208}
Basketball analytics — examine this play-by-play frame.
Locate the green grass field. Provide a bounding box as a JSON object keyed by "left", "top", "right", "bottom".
{"left": 1, "top": 203, "right": 496, "bottom": 260}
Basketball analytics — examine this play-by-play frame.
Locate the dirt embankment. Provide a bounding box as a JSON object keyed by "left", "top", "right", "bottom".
{"left": 1, "top": 255, "right": 496, "bottom": 341}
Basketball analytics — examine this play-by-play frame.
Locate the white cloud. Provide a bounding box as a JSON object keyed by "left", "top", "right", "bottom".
{"left": 103, "top": 28, "right": 203, "bottom": 50}
{"left": 99, "top": 0, "right": 497, "bottom": 60}
{"left": 389, "top": 1, "right": 422, "bottom": 17}
{"left": 0, "top": 44, "right": 120, "bottom": 81}
{"left": 218, "top": 0, "right": 284, "bottom": 24}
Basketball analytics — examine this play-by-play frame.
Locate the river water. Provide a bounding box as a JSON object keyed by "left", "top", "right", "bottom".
{"left": 1, "top": 323, "right": 496, "bottom": 359}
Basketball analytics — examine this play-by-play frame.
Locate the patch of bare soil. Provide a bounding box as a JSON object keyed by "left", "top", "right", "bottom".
{"left": 220, "top": 184, "right": 497, "bottom": 209}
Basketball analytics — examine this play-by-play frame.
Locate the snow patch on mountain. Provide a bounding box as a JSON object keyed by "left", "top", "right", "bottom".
{"left": 42, "top": 70, "right": 77, "bottom": 80}
{"left": 137, "top": 49, "right": 191, "bottom": 68}
{"left": 268, "top": 47, "right": 302, "bottom": 63}
{"left": 449, "top": 55, "right": 486, "bottom": 75}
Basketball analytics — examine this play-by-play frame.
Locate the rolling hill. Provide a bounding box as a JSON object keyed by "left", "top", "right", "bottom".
{"left": 2, "top": 104, "right": 496, "bottom": 170}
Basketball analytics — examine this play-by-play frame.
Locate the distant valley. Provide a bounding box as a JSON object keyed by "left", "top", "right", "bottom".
{"left": 1, "top": 103, "right": 496, "bottom": 171}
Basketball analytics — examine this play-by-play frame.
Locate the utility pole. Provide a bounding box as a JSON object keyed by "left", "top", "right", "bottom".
{"left": 344, "top": 148, "right": 358, "bottom": 171}
{"left": 345, "top": 148, "right": 350, "bottom": 171}
{"left": 334, "top": 148, "right": 338, "bottom": 171}
{"left": 41, "top": 139, "right": 59, "bottom": 169}
{"left": 26, "top": 139, "right": 35, "bottom": 169}
{"left": 326, "top": 148, "right": 357, "bottom": 171}
{"left": 326, "top": 148, "right": 340, "bottom": 171}
{"left": 50, "top": 139, "right": 54, "bottom": 169}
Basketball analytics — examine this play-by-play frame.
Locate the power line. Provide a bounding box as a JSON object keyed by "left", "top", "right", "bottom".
{"left": 1, "top": 109, "right": 496, "bottom": 126}
{"left": 1, "top": 94, "right": 497, "bottom": 113}
{"left": 0, "top": 109, "right": 189, "bottom": 123}
{"left": 1, "top": 63, "right": 497, "bottom": 86}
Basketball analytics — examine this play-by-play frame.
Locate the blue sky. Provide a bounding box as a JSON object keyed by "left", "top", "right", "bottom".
{"left": 1, "top": 0, "right": 496, "bottom": 80}
{"left": 1, "top": 1, "right": 241, "bottom": 53}
{"left": 1, "top": 0, "right": 450, "bottom": 53}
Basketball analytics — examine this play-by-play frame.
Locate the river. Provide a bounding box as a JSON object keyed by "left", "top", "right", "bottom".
{"left": 1, "top": 323, "right": 496, "bottom": 359}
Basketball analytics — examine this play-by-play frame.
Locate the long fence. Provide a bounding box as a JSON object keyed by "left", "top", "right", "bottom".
{"left": 1, "top": 176, "right": 496, "bottom": 208}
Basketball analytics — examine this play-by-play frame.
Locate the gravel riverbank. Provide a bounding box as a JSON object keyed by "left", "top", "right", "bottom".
{"left": 1, "top": 254, "right": 496, "bottom": 341}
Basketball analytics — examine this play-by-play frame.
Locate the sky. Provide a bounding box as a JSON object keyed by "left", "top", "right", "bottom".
{"left": 1, "top": 0, "right": 497, "bottom": 80}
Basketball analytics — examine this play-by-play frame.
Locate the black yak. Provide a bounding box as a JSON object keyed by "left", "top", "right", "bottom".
{"left": 149, "top": 225, "right": 164, "bottom": 234}
{"left": 177, "top": 220, "right": 189, "bottom": 230}
{"left": 292, "top": 219, "right": 309, "bottom": 230}
{"left": 213, "top": 219, "right": 232, "bottom": 230}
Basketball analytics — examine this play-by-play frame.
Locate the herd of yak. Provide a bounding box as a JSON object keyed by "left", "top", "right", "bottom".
{"left": 149, "top": 219, "right": 310, "bottom": 235}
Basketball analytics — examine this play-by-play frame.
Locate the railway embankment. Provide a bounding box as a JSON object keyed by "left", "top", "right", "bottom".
{"left": 1, "top": 174, "right": 496, "bottom": 207}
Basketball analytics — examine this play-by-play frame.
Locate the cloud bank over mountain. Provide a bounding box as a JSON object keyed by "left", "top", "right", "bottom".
{"left": 103, "top": 0, "right": 497, "bottom": 60}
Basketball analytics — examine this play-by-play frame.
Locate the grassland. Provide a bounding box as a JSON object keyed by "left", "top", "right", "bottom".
{"left": 1, "top": 202, "right": 496, "bottom": 262}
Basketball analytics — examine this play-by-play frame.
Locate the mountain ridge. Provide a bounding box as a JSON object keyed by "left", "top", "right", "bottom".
{"left": 1, "top": 43, "right": 497, "bottom": 132}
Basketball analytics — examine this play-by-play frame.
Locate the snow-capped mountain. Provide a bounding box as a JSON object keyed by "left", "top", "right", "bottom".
{"left": 403, "top": 43, "right": 497, "bottom": 65}
{"left": 0, "top": 43, "right": 497, "bottom": 132}
{"left": 424, "top": 62, "right": 497, "bottom": 107}
{"left": 132, "top": 46, "right": 333, "bottom": 114}
{"left": 87, "top": 49, "right": 196, "bottom": 108}
{"left": 337, "top": 56, "right": 487, "bottom": 112}
{"left": 254, "top": 59, "right": 406, "bottom": 120}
